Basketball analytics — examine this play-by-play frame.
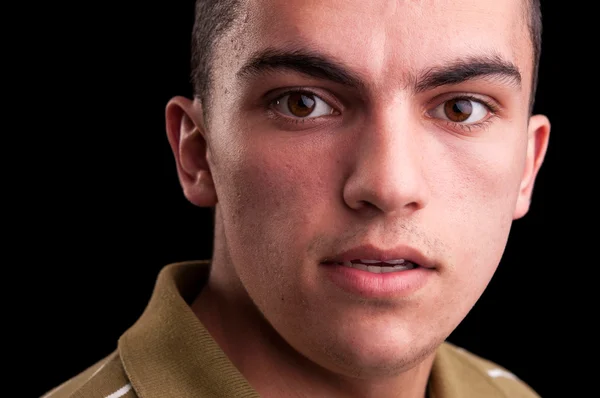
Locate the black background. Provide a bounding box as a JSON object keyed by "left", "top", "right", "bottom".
{"left": 22, "top": 1, "right": 585, "bottom": 397}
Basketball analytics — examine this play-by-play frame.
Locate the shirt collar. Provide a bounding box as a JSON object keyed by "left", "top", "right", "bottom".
{"left": 119, "top": 260, "right": 260, "bottom": 398}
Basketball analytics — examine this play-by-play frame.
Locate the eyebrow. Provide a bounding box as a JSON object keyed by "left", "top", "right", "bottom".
{"left": 237, "top": 47, "right": 522, "bottom": 93}
{"left": 237, "top": 48, "right": 366, "bottom": 90}
{"left": 415, "top": 54, "right": 522, "bottom": 93}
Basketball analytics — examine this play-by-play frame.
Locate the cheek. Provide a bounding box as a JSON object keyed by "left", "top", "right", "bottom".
{"left": 210, "top": 138, "right": 340, "bottom": 313}
{"left": 444, "top": 129, "right": 525, "bottom": 212}
{"left": 212, "top": 137, "right": 332, "bottom": 257}
{"left": 435, "top": 137, "right": 527, "bottom": 275}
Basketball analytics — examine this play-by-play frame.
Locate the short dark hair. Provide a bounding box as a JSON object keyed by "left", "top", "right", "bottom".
{"left": 526, "top": 0, "right": 543, "bottom": 114}
{"left": 191, "top": 0, "right": 542, "bottom": 116}
{"left": 191, "top": 0, "right": 242, "bottom": 122}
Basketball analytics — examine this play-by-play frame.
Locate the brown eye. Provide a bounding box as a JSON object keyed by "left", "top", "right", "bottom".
{"left": 273, "top": 91, "right": 336, "bottom": 118}
{"left": 444, "top": 99, "right": 473, "bottom": 122}
{"left": 429, "top": 97, "right": 489, "bottom": 125}
{"left": 288, "top": 93, "right": 316, "bottom": 117}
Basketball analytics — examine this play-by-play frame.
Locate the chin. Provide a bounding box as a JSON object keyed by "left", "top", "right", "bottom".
{"left": 304, "top": 327, "right": 442, "bottom": 379}
{"left": 327, "top": 343, "right": 435, "bottom": 379}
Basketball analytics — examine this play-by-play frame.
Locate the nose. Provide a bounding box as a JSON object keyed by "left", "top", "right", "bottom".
{"left": 343, "top": 105, "right": 431, "bottom": 216}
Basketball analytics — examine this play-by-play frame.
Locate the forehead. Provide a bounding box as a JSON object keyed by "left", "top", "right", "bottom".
{"left": 217, "top": 0, "right": 531, "bottom": 94}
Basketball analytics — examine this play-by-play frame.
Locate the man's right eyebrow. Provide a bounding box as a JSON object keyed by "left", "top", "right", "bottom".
{"left": 237, "top": 48, "right": 366, "bottom": 90}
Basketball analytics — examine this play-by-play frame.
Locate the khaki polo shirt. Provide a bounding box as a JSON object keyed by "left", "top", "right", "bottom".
{"left": 43, "top": 261, "right": 540, "bottom": 398}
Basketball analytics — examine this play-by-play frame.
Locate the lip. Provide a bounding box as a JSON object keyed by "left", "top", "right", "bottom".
{"left": 320, "top": 244, "right": 436, "bottom": 299}
{"left": 321, "top": 244, "right": 436, "bottom": 269}
{"left": 322, "top": 264, "right": 432, "bottom": 298}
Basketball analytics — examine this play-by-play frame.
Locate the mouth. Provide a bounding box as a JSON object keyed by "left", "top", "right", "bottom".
{"left": 321, "top": 259, "right": 419, "bottom": 274}
{"left": 319, "top": 244, "right": 435, "bottom": 298}
{"left": 320, "top": 243, "right": 436, "bottom": 270}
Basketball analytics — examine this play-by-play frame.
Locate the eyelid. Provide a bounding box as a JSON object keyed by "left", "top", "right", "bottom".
{"left": 426, "top": 92, "right": 500, "bottom": 113}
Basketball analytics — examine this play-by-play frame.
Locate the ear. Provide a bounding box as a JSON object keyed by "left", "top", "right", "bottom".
{"left": 513, "top": 114, "right": 551, "bottom": 219}
{"left": 165, "top": 96, "right": 217, "bottom": 207}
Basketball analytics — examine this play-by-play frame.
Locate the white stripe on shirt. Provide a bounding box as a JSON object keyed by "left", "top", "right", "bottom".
{"left": 104, "top": 383, "right": 132, "bottom": 398}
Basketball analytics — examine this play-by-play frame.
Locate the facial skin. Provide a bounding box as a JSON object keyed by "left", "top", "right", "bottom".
{"left": 166, "top": 0, "right": 550, "bottom": 397}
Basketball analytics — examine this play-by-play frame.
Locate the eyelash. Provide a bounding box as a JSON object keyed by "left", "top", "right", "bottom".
{"left": 267, "top": 90, "right": 499, "bottom": 132}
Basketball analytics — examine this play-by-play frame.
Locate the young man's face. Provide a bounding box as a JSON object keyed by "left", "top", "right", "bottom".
{"left": 175, "top": 0, "right": 549, "bottom": 378}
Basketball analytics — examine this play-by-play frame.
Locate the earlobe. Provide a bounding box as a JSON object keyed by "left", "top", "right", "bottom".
{"left": 513, "top": 114, "right": 551, "bottom": 219}
{"left": 165, "top": 96, "right": 218, "bottom": 207}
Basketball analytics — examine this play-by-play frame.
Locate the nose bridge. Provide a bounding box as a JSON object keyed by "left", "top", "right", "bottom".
{"left": 343, "top": 102, "right": 430, "bottom": 215}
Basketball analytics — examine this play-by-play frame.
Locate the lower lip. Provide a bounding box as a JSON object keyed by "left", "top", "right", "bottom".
{"left": 321, "top": 263, "right": 433, "bottom": 299}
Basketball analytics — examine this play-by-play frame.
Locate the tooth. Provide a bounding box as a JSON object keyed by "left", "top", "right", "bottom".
{"left": 344, "top": 261, "right": 417, "bottom": 273}
{"left": 353, "top": 263, "right": 368, "bottom": 271}
{"left": 367, "top": 266, "right": 382, "bottom": 273}
{"left": 392, "top": 263, "right": 414, "bottom": 271}
{"left": 383, "top": 259, "right": 405, "bottom": 265}
{"left": 359, "top": 259, "right": 381, "bottom": 264}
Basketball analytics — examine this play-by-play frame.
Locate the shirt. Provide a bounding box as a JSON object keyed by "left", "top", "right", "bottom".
{"left": 42, "top": 260, "right": 541, "bottom": 398}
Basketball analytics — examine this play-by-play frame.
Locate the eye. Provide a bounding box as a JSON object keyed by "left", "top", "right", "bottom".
{"left": 429, "top": 97, "right": 490, "bottom": 124}
{"left": 273, "top": 92, "right": 336, "bottom": 118}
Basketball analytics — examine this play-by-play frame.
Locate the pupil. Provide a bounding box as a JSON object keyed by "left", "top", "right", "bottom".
{"left": 288, "top": 93, "right": 316, "bottom": 117}
{"left": 445, "top": 99, "right": 472, "bottom": 122}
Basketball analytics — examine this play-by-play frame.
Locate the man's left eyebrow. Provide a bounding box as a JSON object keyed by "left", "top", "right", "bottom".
{"left": 414, "top": 54, "right": 522, "bottom": 93}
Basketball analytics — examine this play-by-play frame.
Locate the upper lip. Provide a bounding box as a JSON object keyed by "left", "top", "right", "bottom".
{"left": 321, "top": 244, "right": 436, "bottom": 269}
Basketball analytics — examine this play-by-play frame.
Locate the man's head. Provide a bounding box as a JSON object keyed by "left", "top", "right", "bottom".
{"left": 166, "top": 0, "right": 550, "bottom": 381}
